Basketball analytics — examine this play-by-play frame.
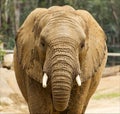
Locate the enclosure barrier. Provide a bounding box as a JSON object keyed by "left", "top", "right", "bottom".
{"left": 108, "top": 53, "right": 120, "bottom": 57}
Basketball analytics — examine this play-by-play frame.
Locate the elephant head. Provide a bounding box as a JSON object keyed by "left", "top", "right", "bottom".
{"left": 15, "top": 6, "right": 107, "bottom": 111}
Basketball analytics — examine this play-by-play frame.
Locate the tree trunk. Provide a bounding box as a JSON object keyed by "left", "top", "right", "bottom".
{"left": 14, "top": 0, "right": 20, "bottom": 32}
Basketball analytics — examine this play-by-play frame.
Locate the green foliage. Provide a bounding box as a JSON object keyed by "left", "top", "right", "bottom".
{"left": 0, "top": 49, "right": 5, "bottom": 62}
{"left": 0, "top": 41, "right": 6, "bottom": 62}
{"left": 19, "top": 0, "right": 38, "bottom": 26}
{"left": 0, "top": 0, "right": 15, "bottom": 49}
{"left": 5, "top": 37, "right": 15, "bottom": 49}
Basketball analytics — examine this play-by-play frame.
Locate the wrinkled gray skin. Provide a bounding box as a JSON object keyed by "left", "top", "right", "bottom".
{"left": 14, "top": 6, "right": 107, "bottom": 114}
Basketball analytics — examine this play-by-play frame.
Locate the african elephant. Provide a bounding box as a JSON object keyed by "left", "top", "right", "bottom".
{"left": 14, "top": 5, "right": 107, "bottom": 114}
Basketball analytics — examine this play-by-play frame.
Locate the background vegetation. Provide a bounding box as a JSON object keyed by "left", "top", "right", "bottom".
{"left": 0, "top": 0, "right": 120, "bottom": 65}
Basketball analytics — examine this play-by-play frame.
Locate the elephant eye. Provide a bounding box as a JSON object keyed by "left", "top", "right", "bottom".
{"left": 40, "top": 39, "right": 45, "bottom": 47}
{"left": 80, "top": 41, "right": 85, "bottom": 49}
{"left": 41, "top": 42, "right": 45, "bottom": 47}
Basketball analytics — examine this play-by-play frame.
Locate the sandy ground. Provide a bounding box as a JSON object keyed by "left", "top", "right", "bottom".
{"left": 86, "top": 73, "right": 120, "bottom": 113}
{"left": 0, "top": 67, "right": 120, "bottom": 114}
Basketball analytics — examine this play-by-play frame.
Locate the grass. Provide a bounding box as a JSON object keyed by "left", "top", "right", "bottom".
{"left": 93, "top": 92, "right": 120, "bottom": 100}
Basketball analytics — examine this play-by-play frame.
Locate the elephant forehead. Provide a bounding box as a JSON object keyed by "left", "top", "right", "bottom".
{"left": 39, "top": 8, "right": 85, "bottom": 30}
{"left": 41, "top": 19, "right": 86, "bottom": 44}
{"left": 42, "top": 24, "right": 80, "bottom": 43}
{"left": 37, "top": 10, "right": 86, "bottom": 44}
{"left": 49, "top": 12, "right": 81, "bottom": 27}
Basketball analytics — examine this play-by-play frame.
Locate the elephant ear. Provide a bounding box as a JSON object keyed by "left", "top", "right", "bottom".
{"left": 76, "top": 10, "right": 107, "bottom": 82}
{"left": 15, "top": 8, "right": 47, "bottom": 83}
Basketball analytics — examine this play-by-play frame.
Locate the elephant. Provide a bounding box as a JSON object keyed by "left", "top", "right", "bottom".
{"left": 14, "top": 5, "right": 107, "bottom": 114}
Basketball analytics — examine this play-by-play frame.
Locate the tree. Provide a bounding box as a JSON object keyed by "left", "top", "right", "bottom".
{"left": 0, "top": 0, "right": 16, "bottom": 49}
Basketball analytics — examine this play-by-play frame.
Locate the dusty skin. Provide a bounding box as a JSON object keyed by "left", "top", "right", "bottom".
{"left": 14, "top": 5, "right": 107, "bottom": 114}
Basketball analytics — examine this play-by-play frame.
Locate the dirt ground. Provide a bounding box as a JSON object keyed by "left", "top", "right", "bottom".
{"left": 86, "top": 72, "right": 120, "bottom": 113}
{"left": 0, "top": 67, "right": 120, "bottom": 114}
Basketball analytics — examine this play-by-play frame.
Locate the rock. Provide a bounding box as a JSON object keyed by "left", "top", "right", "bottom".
{"left": 2, "top": 54, "right": 13, "bottom": 69}
{"left": 0, "top": 68, "right": 22, "bottom": 97}
{"left": 0, "top": 75, "right": 14, "bottom": 96}
{"left": 0, "top": 68, "right": 29, "bottom": 113}
{"left": 20, "top": 104, "right": 28, "bottom": 110}
{"left": 0, "top": 97, "right": 13, "bottom": 105}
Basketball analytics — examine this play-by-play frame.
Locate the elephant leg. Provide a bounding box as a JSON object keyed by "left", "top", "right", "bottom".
{"left": 81, "top": 78, "right": 99, "bottom": 114}
{"left": 82, "top": 70, "right": 103, "bottom": 113}
{"left": 26, "top": 76, "right": 53, "bottom": 114}
{"left": 66, "top": 79, "right": 92, "bottom": 114}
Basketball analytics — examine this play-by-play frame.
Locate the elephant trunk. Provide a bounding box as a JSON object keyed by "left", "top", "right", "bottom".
{"left": 50, "top": 45, "right": 76, "bottom": 111}
{"left": 51, "top": 67, "right": 72, "bottom": 111}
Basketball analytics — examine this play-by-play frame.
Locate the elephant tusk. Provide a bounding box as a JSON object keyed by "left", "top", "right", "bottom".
{"left": 76, "top": 75, "right": 81, "bottom": 86}
{"left": 42, "top": 73, "right": 48, "bottom": 88}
